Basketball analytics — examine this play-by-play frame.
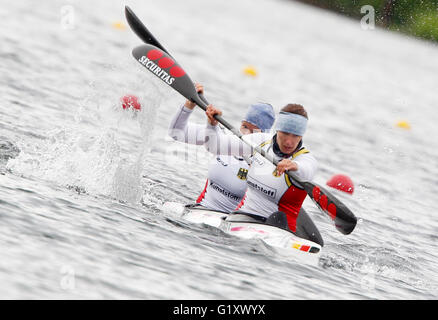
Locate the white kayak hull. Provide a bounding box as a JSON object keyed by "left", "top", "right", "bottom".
{"left": 162, "top": 202, "right": 322, "bottom": 264}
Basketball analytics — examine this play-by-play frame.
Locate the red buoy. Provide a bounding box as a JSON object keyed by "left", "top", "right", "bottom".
{"left": 326, "top": 174, "right": 354, "bottom": 195}
{"left": 121, "top": 95, "right": 141, "bottom": 111}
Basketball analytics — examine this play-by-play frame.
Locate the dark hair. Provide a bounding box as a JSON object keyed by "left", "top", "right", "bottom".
{"left": 281, "top": 104, "right": 308, "bottom": 119}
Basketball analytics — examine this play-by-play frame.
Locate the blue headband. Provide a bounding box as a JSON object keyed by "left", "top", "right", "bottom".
{"left": 275, "top": 111, "right": 307, "bottom": 136}
{"left": 244, "top": 103, "right": 275, "bottom": 132}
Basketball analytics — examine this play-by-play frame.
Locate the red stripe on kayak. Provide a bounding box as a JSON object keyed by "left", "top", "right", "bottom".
{"left": 230, "top": 226, "right": 266, "bottom": 234}
{"left": 300, "top": 245, "right": 310, "bottom": 252}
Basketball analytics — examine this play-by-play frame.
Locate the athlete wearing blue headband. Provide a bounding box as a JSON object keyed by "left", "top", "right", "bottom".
{"left": 204, "top": 103, "right": 323, "bottom": 246}
{"left": 272, "top": 105, "right": 309, "bottom": 173}
{"left": 168, "top": 83, "right": 275, "bottom": 213}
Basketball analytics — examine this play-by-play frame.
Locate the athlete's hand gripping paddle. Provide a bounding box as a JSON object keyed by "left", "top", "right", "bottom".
{"left": 125, "top": 6, "right": 357, "bottom": 235}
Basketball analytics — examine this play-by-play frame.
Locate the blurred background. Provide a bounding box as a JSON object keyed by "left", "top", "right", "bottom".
{"left": 294, "top": 0, "right": 438, "bottom": 42}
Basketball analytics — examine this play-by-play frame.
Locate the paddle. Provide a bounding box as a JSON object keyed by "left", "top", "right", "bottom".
{"left": 125, "top": 6, "right": 170, "bottom": 55}
{"left": 125, "top": 5, "right": 210, "bottom": 107}
{"left": 125, "top": 7, "right": 357, "bottom": 235}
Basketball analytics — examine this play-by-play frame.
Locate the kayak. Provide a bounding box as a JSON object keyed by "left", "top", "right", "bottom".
{"left": 162, "top": 202, "right": 322, "bottom": 264}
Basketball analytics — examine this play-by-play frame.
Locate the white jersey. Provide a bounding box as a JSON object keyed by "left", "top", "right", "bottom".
{"left": 204, "top": 124, "right": 318, "bottom": 232}
{"left": 168, "top": 105, "right": 249, "bottom": 212}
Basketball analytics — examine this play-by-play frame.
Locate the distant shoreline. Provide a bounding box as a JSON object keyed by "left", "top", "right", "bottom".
{"left": 292, "top": 0, "right": 438, "bottom": 44}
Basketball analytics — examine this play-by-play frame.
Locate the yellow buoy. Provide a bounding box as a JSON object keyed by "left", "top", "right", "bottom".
{"left": 396, "top": 121, "right": 411, "bottom": 130}
{"left": 243, "top": 66, "right": 257, "bottom": 77}
{"left": 112, "top": 21, "right": 126, "bottom": 30}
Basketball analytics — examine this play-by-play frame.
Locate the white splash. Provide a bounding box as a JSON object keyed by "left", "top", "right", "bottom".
{"left": 7, "top": 81, "right": 163, "bottom": 204}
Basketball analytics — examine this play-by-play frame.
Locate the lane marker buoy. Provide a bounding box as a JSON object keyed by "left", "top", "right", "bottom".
{"left": 396, "top": 121, "right": 411, "bottom": 130}
{"left": 121, "top": 95, "right": 141, "bottom": 111}
{"left": 112, "top": 21, "right": 126, "bottom": 29}
{"left": 243, "top": 66, "right": 257, "bottom": 77}
{"left": 326, "top": 174, "right": 354, "bottom": 195}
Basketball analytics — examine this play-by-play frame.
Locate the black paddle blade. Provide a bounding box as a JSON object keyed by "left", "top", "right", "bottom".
{"left": 132, "top": 44, "right": 207, "bottom": 109}
{"left": 125, "top": 6, "right": 211, "bottom": 110}
{"left": 303, "top": 181, "right": 357, "bottom": 235}
{"left": 125, "top": 6, "right": 170, "bottom": 55}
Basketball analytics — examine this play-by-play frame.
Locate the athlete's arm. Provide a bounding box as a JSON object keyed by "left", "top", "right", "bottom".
{"left": 168, "top": 83, "right": 207, "bottom": 145}
{"left": 275, "top": 159, "right": 298, "bottom": 176}
{"left": 276, "top": 155, "right": 317, "bottom": 181}
{"left": 290, "top": 153, "right": 318, "bottom": 181}
{"left": 168, "top": 105, "right": 209, "bottom": 145}
{"left": 204, "top": 105, "right": 253, "bottom": 156}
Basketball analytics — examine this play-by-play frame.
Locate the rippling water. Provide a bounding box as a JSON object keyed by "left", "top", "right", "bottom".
{"left": 1, "top": 0, "right": 437, "bottom": 299}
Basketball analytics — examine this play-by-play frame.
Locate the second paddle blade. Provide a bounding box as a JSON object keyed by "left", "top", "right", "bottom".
{"left": 303, "top": 181, "right": 357, "bottom": 235}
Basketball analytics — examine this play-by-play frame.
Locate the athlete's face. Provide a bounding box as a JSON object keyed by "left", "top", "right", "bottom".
{"left": 276, "top": 131, "right": 302, "bottom": 155}
{"left": 240, "top": 121, "right": 260, "bottom": 135}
